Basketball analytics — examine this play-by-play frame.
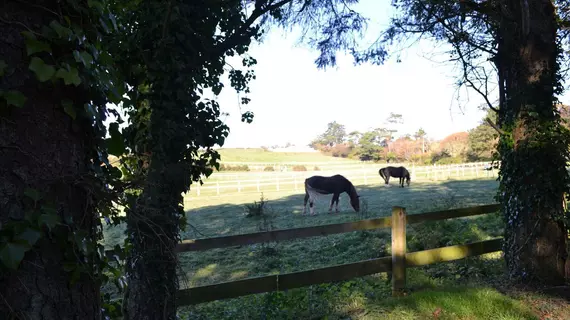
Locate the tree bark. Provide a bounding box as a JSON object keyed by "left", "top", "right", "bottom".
{"left": 497, "top": 0, "right": 569, "bottom": 284}
{"left": 124, "top": 94, "right": 189, "bottom": 320}
{"left": 0, "top": 1, "right": 100, "bottom": 318}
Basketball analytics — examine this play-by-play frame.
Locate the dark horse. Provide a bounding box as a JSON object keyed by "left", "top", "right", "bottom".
{"left": 379, "top": 166, "right": 411, "bottom": 188}
{"left": 303, "top": 174, "right": 360, "bottom": 215}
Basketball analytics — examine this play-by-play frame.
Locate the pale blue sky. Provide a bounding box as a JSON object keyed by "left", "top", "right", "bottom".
{"left": 215, "top": 1, "right": 570, "bottom": 148}
{"left": 106, "top": 1, "right": 570, "bottom": 148}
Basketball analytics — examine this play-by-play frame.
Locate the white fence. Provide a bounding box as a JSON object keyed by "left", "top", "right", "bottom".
{"left": 187, "top": 161, "right": 499, "bottom": 197}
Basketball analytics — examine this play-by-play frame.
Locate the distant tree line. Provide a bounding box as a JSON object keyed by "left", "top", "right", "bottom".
{"left": 309, "top": 110, "right": 506, "bottom": 164}
{"left": 311, "top": 105, "right": 570, "bottom": 165}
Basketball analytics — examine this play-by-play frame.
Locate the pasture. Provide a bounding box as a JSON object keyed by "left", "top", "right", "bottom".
{"left": 102, "top": 169, "right": 570, "bottom": 319}
{"left": 214, "top": 148, "right": 357, "bottom": 163}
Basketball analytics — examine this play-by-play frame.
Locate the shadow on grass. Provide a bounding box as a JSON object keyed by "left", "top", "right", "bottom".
{"left": 101, "top": 178, "right": 502, "bottom": 289}
{"left": 181, "top": 178, "right": 500, "bottom": 239}
{"left": 101, "top": 178, "right": 499, "bottom": 249}
{"left": 178, "top": 257, "right": 538, "bottom": 320}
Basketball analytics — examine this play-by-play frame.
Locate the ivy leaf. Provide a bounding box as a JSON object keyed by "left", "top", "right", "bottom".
{"left": 2, "top": 90, "right": 27, "bottom": 108}
{"left": 20, "top": 31, "right": 36, "bottom": 40}
{"left": 241, "top": 111, "right": 254, "bottom": 124}
{"left": 62, "top": 99, "right": 76, "bottom": 120}
{"left": 106, "top": 122, "right": 125, "bottom": 156}
{"left": 0, "top": 60, "right": 7, "bottom": 76}
{"left": 63, "top": 261, "right": 76, "bottom": 272}
{"left": 49, "top": 20, "right": 72, "bottom": 40}
{"left": 73, "top": 50, "right": 94, "bottom": 68}
{"left": 84, "top": 103, "right": 97, "bottom": 118}
{"left": 70, "top": 267, "right": 81, "bottom": 285}
{"left": 55, "top": 67, "right": 82, "bottom": 86}
{"left": 14, "top": 228, "right": 42, "bottom": 247}
{"left": 212, "top": 83, "right": 224, "bottom": 95}
{"left": 38, "top": 213, "right": 61, "bottom": 231}
{"left": 108, "top": 166, "right": 123, "bottom": 180}
{"left": 23, "top": 188, "right": 42, "bottom": 202}
{"left": 0, "top": 242, "right": 30, "bottom": 270}
{"left": 25, "top": 39, "right": 52, "bottom": 56}
{"left": 29, "top": 57, "right": 55, "bottom": 82}
{"left": 87, "top": 0, "right": 104, "bottom": 12}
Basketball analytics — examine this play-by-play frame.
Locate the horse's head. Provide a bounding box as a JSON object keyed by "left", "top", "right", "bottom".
{"left": 406, "top": 175, "right": 411, "bottom": 187}
{"left": 350, "top": 194, "right": 361, "bottom": 212}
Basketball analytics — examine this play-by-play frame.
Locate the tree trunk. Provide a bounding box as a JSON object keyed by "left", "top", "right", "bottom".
{"left": 497, "top": 0, "right": 569, "bottom": 284}
{"left": 0, "top": 1, "right": 100, "bottom": 318}
{"left": 124, "top": 95, "right": 189, "bottom": 320}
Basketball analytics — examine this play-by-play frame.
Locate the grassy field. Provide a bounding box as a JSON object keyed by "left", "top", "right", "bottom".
{"left": 102, "top": 176, "right": 570, "bottom": 319}
{"left": 216, "top": 148, "right": 356, "bottom": 163}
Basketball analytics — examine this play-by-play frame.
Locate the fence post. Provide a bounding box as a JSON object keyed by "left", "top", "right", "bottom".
{"left": 391, "top": 206, "right": 407, "bottom": 297}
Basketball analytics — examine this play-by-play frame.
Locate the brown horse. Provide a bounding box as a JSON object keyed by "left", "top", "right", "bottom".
{"left": 303, "top": 174, "right": 360, "bottom": 215}
{"left": 379, "top": 166, "right": 411, "bottom": 188}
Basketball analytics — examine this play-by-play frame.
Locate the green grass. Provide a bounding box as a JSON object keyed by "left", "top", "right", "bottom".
{"left": 181, "top": 283, "right": 540, "bottom": 320}
{"left": 103, "top": 177, "right": 553, "bottom": 319}
{"left": 101, "top": 173, "right": 570, "bottom": 319}
{"left": 216, "top": 148, "right": 356, "bottom": 163}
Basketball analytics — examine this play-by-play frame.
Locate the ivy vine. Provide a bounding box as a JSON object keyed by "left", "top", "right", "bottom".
{"left": 1, "top": 0, "right": 130, "bottom": 317}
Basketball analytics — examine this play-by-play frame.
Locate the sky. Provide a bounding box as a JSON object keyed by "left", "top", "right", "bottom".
{"left": 105, "top": 1, "right": 570, "bottom": 148}
{"left": 213, "top": 1, "right": 570, "bottom": 148}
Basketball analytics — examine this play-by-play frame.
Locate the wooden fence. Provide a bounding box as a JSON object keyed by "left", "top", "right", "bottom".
{"left": 172, "top": 203, "right": 502, "bottom": 306}
{"left": 188, "top": 161, "right": 499, "bottom": 197}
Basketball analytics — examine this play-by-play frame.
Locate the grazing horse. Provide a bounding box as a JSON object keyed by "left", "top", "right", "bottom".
{"left": 303, "top": 175, "right": 360, "bottom": 215}
{"left": 379, "top": 166, "right": 411, "bottom": 188}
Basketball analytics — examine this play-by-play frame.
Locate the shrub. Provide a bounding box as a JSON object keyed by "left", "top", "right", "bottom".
{"left": 292, "top": 165, "right": 307, "bottom": 171}
{"left": 263, "top": 166, "right": 275, "bottom": 171}
{"left": 313, "top": 166, "right": 321, "bottom": 171}
{"left": 330, "top": 144, "right": 352, "bottom": 158}
{"left": 218, "top": 164, "right": 250, "bottom": 171}
{"left": 435, "top": 156, "right": 464, "bottom": 165}
{"left": 243, "top": 193, "right": 267, "bottom": 218}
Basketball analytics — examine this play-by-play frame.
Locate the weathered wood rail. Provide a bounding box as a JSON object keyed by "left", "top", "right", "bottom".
{"left": 171, "top": 203, "right": 503, "bottom": 306}
{"left": 176, "top": 204, "right": 500, "bottom": 252}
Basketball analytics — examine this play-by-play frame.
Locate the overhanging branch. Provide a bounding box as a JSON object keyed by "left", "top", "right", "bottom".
{"left": 215, "top": 0, "right": 296, "bottom": 55}
{"left": 485, "top": 117, "right": 506, "bottom": 135}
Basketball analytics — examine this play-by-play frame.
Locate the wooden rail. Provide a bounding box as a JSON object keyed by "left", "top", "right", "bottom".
{"left": 177, "top": 238, "right": 503, "bottom": 305}
{"left": 175, "top": 204, "right": 500, "bottom": 253}
{"left": 177, "top": 256, "right": 394, "bottom": 305}
{"left": 104, "top": 203, "right": 503, "bottom": 306}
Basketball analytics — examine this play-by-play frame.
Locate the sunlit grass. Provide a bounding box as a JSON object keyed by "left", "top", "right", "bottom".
{"left": 101, "top": 177, "right": 518, "bottom": 319}
{"left": 362, "top": 286, "right": 538, "bottom": 320}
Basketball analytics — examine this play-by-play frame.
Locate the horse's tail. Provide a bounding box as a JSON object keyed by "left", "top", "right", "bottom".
{"left": 304, "top": 179, "right": 321, "bottom": 203}
{"left": 378, "top": 168, "right": 386, "bottom": 179}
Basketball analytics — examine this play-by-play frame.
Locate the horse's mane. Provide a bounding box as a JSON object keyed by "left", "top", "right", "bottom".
{"left": 345, "top": 179, "right": 358, "bottom": 199}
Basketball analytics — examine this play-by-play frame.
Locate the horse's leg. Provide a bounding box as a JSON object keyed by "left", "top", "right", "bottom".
{"left": 334, "top": 193, "right": 340, "bottom": 213}
{"left": 303, "top": 192, "right": 309, "bottom": 215}
{"left": 329, "top": 193, "right": 340, "bottom": 213}
{"left": 310, "top": 199, "right": 315, "bottom": 215}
